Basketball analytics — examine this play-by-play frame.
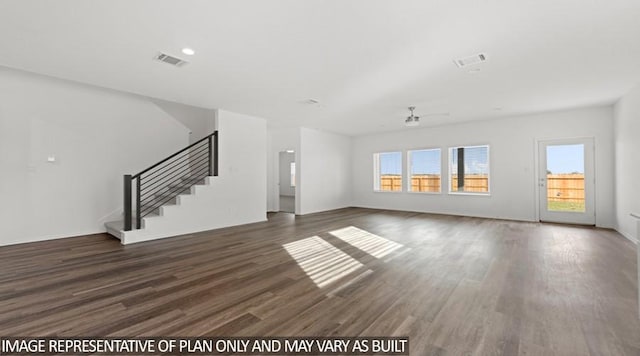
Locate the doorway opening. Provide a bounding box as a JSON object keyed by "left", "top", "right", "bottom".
{"left": 279, "top": 150, "right": 296, "bottom": 213}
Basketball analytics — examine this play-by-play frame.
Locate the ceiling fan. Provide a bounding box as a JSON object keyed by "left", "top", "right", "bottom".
{"left": 404, "top": 106, "right": 450, "bottom": 127}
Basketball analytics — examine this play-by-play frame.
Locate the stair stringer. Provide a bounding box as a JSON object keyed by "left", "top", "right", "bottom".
{"left": 120, "top": 176, "right": 266, "bottom": 244}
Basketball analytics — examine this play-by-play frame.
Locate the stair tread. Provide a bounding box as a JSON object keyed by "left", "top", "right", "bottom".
{"left": 106, "top": 176, "right": 211, "bottom": 236}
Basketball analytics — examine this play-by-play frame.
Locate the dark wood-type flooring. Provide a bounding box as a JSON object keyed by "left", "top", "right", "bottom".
{"left": 1, "top": 208, "right": 638, "bottom": 355}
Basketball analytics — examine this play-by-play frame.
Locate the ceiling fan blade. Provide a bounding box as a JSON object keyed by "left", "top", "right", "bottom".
{"left": 420, "top": 112, "right": 450, "bottom": 117}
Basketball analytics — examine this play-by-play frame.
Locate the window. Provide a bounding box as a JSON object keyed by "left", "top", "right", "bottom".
{"left": 449, "top": 145, "right": 490, "bottom": 194}
{"left": 373, "top": 152, "right": 402, "bottom": 192}
{"left": 408, "top": 149, "right": 441, "bottom": 193}
{"left": 290, "top": 162, "right": 296, "bottom": 187}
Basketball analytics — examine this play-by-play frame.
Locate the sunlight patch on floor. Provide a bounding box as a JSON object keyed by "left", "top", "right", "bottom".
{"left": 329, "top": 226, "right": 404, "bottom": 258}
{"left": 283, "top": 236, "right": 363, "bottom": 287}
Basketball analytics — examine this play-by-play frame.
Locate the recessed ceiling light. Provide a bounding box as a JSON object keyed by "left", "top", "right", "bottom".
{"left": 181, "top": 48, "right": 195, "bottom": 56}
{"left": 285, "top": 150, "right": 294, "bottom": 153}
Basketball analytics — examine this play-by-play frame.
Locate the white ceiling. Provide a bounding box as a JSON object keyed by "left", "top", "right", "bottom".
{"left": 1, "top": 0, "right": 639, "bottom": 136}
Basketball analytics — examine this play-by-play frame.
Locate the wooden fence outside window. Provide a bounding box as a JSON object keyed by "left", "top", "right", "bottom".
{"left": 378, "top": 173, "right": 585, "bottom": 203}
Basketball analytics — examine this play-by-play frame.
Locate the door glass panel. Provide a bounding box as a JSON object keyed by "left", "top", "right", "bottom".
{"left": 546, "top": 144, "right": 585, "bottom": 212}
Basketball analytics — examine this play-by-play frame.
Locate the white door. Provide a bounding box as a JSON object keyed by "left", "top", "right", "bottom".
{"left": 538, "top": 138, "right": 595, "bottom": 225}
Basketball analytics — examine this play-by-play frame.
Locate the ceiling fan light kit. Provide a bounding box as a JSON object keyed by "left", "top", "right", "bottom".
{"left": 405, "top": 106, "right": 420, "bottom": 127}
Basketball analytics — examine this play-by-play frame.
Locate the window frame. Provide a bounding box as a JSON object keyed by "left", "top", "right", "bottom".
{"left": 406, "top": 147, "right": 442, "bottom": 194}
{"left": 447, "top": 144, "right": 491, "bottom": 196}
{"left": 373, "top": 151, "right": 403, "bottom": 193}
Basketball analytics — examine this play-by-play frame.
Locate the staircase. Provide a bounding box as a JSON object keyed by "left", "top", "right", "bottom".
{"left": 105, "top": 131, "right": 218, "bottom": 244}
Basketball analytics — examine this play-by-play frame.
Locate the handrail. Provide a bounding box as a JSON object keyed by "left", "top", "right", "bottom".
{"left": 132, "top": 131, "right": 217, "bottom": 179}
{"left": 139, "top": 157, "right": 210, "bottom": 203}
{"left": 140, "top": 144, "right": 209, "bottom": 187}
{"left": 139, "top": 150, "right": 210, "bottom": 195}
{"left": 124, "top": 131, "right": 218, "bottom": 231}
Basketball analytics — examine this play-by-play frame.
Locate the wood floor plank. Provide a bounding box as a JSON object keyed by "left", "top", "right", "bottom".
{"left": 0, "top": 208, "right": 638, "bottom": 355}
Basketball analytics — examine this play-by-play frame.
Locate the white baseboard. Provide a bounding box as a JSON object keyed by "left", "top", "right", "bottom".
{"left": 1, "top": 228, "right": 107, "bottom": 247}
{"left": 616, "top": 228, "right": 638, "bottom": 244}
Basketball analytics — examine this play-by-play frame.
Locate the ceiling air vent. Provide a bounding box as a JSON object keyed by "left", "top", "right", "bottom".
{"left": 154, "top": 52, "right": 188, "bottom": 67}
{"left": 453, "top": 53, "right": 487, "bottom": 68}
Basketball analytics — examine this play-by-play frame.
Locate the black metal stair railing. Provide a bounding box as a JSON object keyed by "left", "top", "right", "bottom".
{"left": 123, "top": 131, "right": 218, "bottom": 231}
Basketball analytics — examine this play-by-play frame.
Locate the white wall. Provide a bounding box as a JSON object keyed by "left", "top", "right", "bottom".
{"left": 267, "top": 127, "right": 300, "bottom": 212}
{"left": 123, "top": 109, "right": 268, "bottom": 244}
{"left": 279, "top": 151, "right": 295, "bottom": 196}
{"left": 299, "top": 127, "right": 352, "bottom": 215}
{"left": 215, "top": 110, "right": 267, "bottom": 224}
{"left": 614, "top": 84, "right": 640, "bottom": 243}
{"left": 352, "top": 106, "right": 615, "bottom": 227}
{"left": 152, "top": 99, "right": 217, "bottom": 143}
{"left": 0, "top": 66, "right": 192, "bottom": 246}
